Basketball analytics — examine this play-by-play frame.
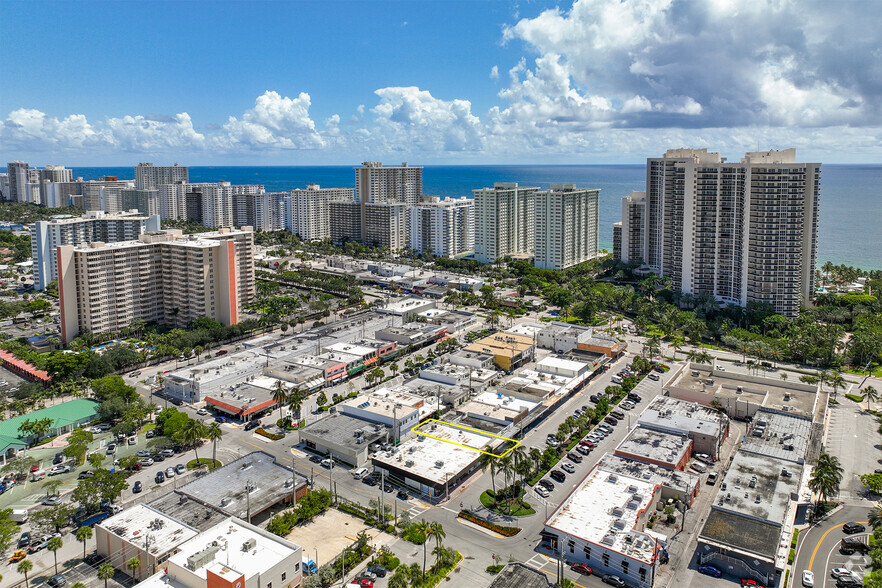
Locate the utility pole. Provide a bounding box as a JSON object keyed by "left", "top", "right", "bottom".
{"left": 245, "top": 480, "right": 255, "bottom": 523}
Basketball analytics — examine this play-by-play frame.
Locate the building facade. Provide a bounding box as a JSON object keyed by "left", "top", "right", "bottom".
{"left": 6, "top": 161, "right": 29, "bottom": 202}
{"left": 355, "top": 161, "right": 422, "bottom": 206}
{"left": 134, "top": 162, "right": 189, "bottom": 190}
{"left": 408, "top": 196, "right": 475, "bottom": 257}
{"left": 474, "top": 182, "right": 537, "bottom": 264}
{"left": 283, "top": 184, "right": 354, "bottom": 241}
{"left": 57, "top": 227, "right": 254, "bottom": 342}
{"left": 614, "top": 149, "right": 820, "bottom": 317}
{"left": 533, "top": 184, "right": 600, "bottom": 270}
{"left": 31, "top": 210, "right": 161, "bottom": 290}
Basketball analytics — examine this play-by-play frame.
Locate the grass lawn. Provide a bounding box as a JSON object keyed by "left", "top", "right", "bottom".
{"left": 187, "top": 457, "right": 221, "bottom": 470}
{"left": 480, "top": 489, "right": 536, "bottom": 517}
{"left": 845, "top": 364, "right": 882, "bottom": 377}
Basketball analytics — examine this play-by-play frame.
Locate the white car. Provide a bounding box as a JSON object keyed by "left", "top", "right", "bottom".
{"left": 831, "top": 568, "right": 857, "bottom": 580}
{"left": 196, "top": 408, "right": 208, "bottom": 416}
{"left": 801, "top": 570, "right": 813, "bottom": 587}
{"left": 535, "top": 486, "right": 550, "bottom": 498}
{"left": 715, "top": 365, "right": 725, "bottom": 371}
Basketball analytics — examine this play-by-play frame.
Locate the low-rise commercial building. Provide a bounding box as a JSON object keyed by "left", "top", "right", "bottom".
{"left": 135, "top": 517, "right": 303, "bottom": 588}
{"left": 374, "top": 323, "right": 446, "bottom": 347}
{"left": 464, "top": 332, "right": 535, "bottom": 372}
{"left": 614, "top": 428, "right": 692, "bottom": 471}
{"left": 299, "top": 413, "right": 387, "bottom": 467}
{"left": 339, "top": 389, "right": 423, "bottom": 440}
{"left": 0, "top": 399, "right": 99, "bottom": 462}
{"left": 541, "top": 467, "right": 662, "bottom": 588}
{"left": 638, "top": 396, "right": 729, "bottom": 458}
{"left": 376, "top": 297, "right": 436, "bottom": 319}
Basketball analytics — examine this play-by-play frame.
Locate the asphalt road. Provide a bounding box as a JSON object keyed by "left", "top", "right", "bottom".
{"left": 793, "top": 505, "right": 871, "bottom": 587}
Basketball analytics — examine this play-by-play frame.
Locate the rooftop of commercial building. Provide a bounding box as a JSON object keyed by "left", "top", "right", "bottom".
{"left": 175, "top": 452, "right": 303, "bottom": 520}
{"left": 98, "top": 504, "right": 198, "bottom": 557}
{"left": 164, "top": 518, "right": 299, "bottom": 582}
{"left": 668, "top": 365, "right": 818, "bottom": 418}
{"left": 487, "top": 563, "right": 556, "bottom": 588}
{"left": 300, "top": 413, "right": 388, "bottom": 447}
{"left": 739, "top": 410, "right": 813, "bottom": 463}
{"left": 149, "top": 491, "right": 229, "bottom": 532}
{"left": 545, "top": 467, "right": 659, "bottom": 564}
{"left": 471, "top": 390, "right": 539, "bottom": 413}
{"left": 594, "top": 454, "right": 700, "bottom": 497}
{"left": 700, "top": 509, "right": 782, "bottom": 560}
{"left": 615, "top": 427, "right": 692, "bottom": 467}
{"left": 340, "top": 389, "right": 424, "bottom": 419}
{"left": 639, "top": 396, "right": 728, "bottom": 438}
{"left": 505, "top": 323, "right": 544, "bottom": 338}
{"left": 465, "top": 332, "right": 535, "bottom": 358}
{"left": 536, "top": 356, "right": 589, "bottom": 373}
{"left": 712, "top": 451, "right": 801, "bottom": 526}
{"left": 374, "top": 421, "right": 497, "bottom": 485}
{"left": 379, "top": 297, "right": 436, "bottom": 314}
{"left": 324, "top": 341, "right": 379, "bottom": 358}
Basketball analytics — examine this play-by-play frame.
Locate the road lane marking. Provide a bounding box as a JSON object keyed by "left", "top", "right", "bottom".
{"left": 808, "top": 521, "right": 868, "bottom": 570}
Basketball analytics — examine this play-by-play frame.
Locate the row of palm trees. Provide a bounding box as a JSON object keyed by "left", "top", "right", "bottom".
{"left": 386, "top": 520, "right": 448, "bottom": 588}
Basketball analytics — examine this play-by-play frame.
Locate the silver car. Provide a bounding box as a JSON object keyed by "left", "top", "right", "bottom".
{"left": 165, "top": 467, "right": 176, "bottom": 478}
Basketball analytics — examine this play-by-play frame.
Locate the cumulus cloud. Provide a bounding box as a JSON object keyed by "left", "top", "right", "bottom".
{"left": 221, "top": 91, "right": 323, "bottom": 149}
{"left": 490, "top": 65, "right": 499, "bottom": 80}
{"left": 106, "top": 113, "right": 205, "bottom": 152}
{"left": 1, "top": 108, "right": 105, "bottom": 151}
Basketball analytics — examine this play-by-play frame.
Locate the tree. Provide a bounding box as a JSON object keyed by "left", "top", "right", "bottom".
{"left": 413, "top": 520, "right": 431, "bottom": 580}
{"left": 870, "top": 505, "right": 882, "bottom": 531}
{"left": 0, "top": 508, "right": 18, "bottom": 553}
{"left": 18, "top": 559, "right": 33, "bottom": 588}
{"left": 48, "top": 536, "right": 64, "bottom": 574}
{"left": 389, "top": 362, "right": 399, "bottom": 378}
{"left": 808, "top": 452, "right": 844, "bottom": 509}
{"left": 316, "top": 390, "right": 327, "bottom": 408}
{"left": 76, "top": 525, "right": 93, "bottom": 559}
{"left": 862, "top": 474, "right": 882, "bottom": 495}
{"left": 72, "top": 469, "right": 129, "bottom": 510}
{"left": 271, "top": 380, "right": 289, "bottom": 419}
{"left": 30, "top": 504, "right": 75, "bottom": 534}
{"left": 176, "top": 418, "right": 206, "bottom": 465}
{"left": 88, "top": 453, "right": 105, "bottom": 469}
{"left": 98, "top": 562, "right": 115, "bottom": 588}
{"left": 428, "top": 521, "right": 446, "bottom": 567}
{"left": 286, "top": 388, "right": 304, "bottom": 422}
{"left": 825, "top": 371, "right": 846, "bottom": 399}
{"left": 862, "top": 386, "right": 880, "bottom": 411}
{"left": 64, "top": 428, "right": 94, "bottom": 465}
{"left": 2, "top": 453, "right": 37, "bottom": 479}
{"left": 126, "top": 556, "right": 141, "bottom": 580}
{"left": 205, "top": 422, "right": 223, "bottom": 464}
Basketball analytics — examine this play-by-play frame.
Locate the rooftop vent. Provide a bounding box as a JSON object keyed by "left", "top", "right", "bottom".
{"left": 186, "top": 544, "right": 220, "bottom": 570}
{"left": 242, "top": 538, "right": 256, "bottom": 551}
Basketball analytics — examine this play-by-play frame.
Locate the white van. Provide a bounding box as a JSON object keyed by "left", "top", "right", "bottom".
{"left": 31, "top": 470, "right": 47, "bottom": 482}
{"left": 352, "top": 467, "right": 369, "bottom": 480}
{"left": 10, "top": 509, "right": 28, "bottom": 523}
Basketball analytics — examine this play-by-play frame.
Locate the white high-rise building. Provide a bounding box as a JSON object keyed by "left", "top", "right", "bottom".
{"left": 135, "top": 162, "right": 189, "bottom": 190}
{"left": 473, "top": 182, "right": 537, "bottom": 264}
{"left": 355, "top": 161, "right": 422, "bottom": 205}
{"left": 233, "top": 191, "right": 285, "bottom": 232}
{"left": 408, "top": 196, "right": 475, "bottom": 257}
{"left": 614, "top": 148, "right": 820, "bottom": 317}
{"left": 31, "top": 210, "right": 161, "bottom": 290}
{"left": 534, "top": 184, "right": 600, "bottom": 270}
{"left": 6, "top": 161, "right": 29, "bottom": 202}
{"left": 81, "top": 178, "right": 135, "bottom": 212}
{"left": 283, "top": 184, "right": 354, "bottom": 241}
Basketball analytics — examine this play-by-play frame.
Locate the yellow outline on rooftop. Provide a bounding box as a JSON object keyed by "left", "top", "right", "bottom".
{"left": 413, "top": 418, "right": 520, "bottom": 458}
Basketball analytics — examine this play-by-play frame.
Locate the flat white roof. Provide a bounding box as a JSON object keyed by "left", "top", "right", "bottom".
{"left": 341, "top": 389, "right": 423, "bottom": 419}
{"left": 165, "top": 518, "right": 299, "bottom": 581}
{"left": 382, "top": 297, "right": 435, "bottom": 313}
{"left": 537, "top": 356, "right": 588, "bottom": 372}
{"left": 472, "top": 390, "right": 539, "bottom": 413}
{"left": 374, "top": 422, "right": 498, "bottom": 485}
{"left": 325, "top": 342, "right": 377, "bottom": 358}
{"left": 99, "top": 503, "right": 198, "bottom": 557}
{"left": 546, "top": 467, "right": 659, "bottom": 563}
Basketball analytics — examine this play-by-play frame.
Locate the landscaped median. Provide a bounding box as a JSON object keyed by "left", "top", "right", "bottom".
{"left": 458, "top": 510, "right": 521, "bottom": 537}
{"left": 480, "top": 488, "right": 536, "bottom": 516}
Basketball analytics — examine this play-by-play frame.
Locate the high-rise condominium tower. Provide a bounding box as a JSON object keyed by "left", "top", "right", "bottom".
{"left": 613, "top": 148, "right": 820, "bottom": 317}
{"left": 534, "top": 184, "right": 600, "bottom": 270}
{"left": 354, "top": 161, "right": 422, "bottom": 206}
{"left": 134, "top": 162, "right": 189, "bottom": 189}
{"left": 283, "top": 184, "right": 354, "bottom": 241}
{"left": 473, "top": 182, "right": 537, "bottom": 264}
{"left": 408, "top": 196, "right": 475, "bottom": 258}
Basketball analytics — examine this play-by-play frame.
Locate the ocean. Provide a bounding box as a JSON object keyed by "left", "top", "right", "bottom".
{"left": 71, "top": 164, "right": 882, "bottom": 270}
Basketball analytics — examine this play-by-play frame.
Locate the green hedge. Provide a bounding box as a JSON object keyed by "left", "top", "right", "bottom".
{"left": 255, "top": 427, "right": 285, "bottom": 440}
{"left": 458, "top": 510, "right": 520, "bottom": 537}
{"left": 486, "top": 565, "right": 504, "bottom": 574}
{"left": 845, "top": 393, "right": 864, "bottom": 403}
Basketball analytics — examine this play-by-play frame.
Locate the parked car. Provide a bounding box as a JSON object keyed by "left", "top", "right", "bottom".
{"left": 244, "top": 419, "right": 261, "bottom": 431}
{"left": 397, "top": 490, "right": 409, "bottom": 501}
{"left": 561, "top": 463, "right": 576, "bottom": 474}
{"left": 589, "top": 394, "right": 601, "bottom": 403}
{"left": 602, "top": 575, "right": 626, "bottom": 587}
{"left": 576, "top": 445, "right": 591, "bottom": 455}
{"left": 215, "top": 416, "right": 227, "bottom": 423}
{"left": 836, "top": 577, "right": 861, "bottom": 587}
{"left": 367, "top": 565, "right": 387, "bottom": 578}
{"left": 153, "top": 453, "right": 166, "bottom": 462}
{"left": 17, "top": 532, "right": 30, "bottom": 548}
{"left": 146, "top": 429, "right": 156, "bottom": 438}
{"left": 550, "top": 470, "right": 566, "bottom": 483}
{"left": 155, "top": 471, "right": 165, "bottom": 484}
{"left": 78, "top": 470, "right": 94, "bottom": 479}
{"left": 166, "top": 467, "right": 176, "bottom": 478}
{"left": 127, "top": 437, "right": 137, "bottom": 445}
{"left": 160, "top": 449, "right": 175, "bottom": 458}
{"left": 136, "top": 449, "right": 152, "bottom": 457}
{"left": 604, "top": 416, "right": 618, "bottom": 425}
{"left": 48, "top": 464, "right": 70, "bottom": 476}
{"left": 537, "top": 479, "right": 555, "bottom": 491}
{"left": 321, "top": 458, "right": 335, "bottom": 469}
{"left": 196, "top": 408, "right": 208, "bottom": 416}
{"left": 175, "top": 464, "right": 186, "bottom": 475}
{"left": 42, "top": 496, "right": 63, "bottom": 506}
{"left": 47, "top": 574, "right": 66, "bottom": 587}
{"left": 309, "top": 454, "right": 322, "bottom": 464}
{"left": 140, "top": 458, "right": 154, "bottom": 466}
{"left": 567, "top": 452, "right": 583, "bottom": 463}
{"left": 832, "top": 569, "right": 857, "bottom": 579}
{"left": 843, "top": 522, "right": 865, "bottom": 534}
{"left": 105, "top": 444, "right": 117, "bottom": 455}
{"left": 698, "top": 565, "right": 722, "bottom": 578}
{"left": 570, "top": 564, "right": 592, "bottom": 575}
{"left": 706, "top": 472, "right": 719, "bottom": 485}
{"left": 535, "top": 486, "right": 550, "bottom": 498}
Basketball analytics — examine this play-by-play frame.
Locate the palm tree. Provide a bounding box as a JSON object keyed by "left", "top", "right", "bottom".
{"left": 428, "top": 521, "right": 446, "bottom": 568}
{"left": 389, "top": 362, "right": 399, "bottom": 378}
{"left": 825, "top": 371, "right": 846, "bottom": 399}
{"left": 510, "top": 446, "right": 528, "bottom": 486}
{"left": 271, "top": 381, "right": 289, "bottom": 419}
{"left": 862, "top": 386, "right": 880, "bottom": 411}
{"left": 48, "top": 536, "right": 63, "bottom": 574}
{"left": 669, "top": 334, "right": 685, "bottom": 360}
{"left": 18, "top": 559, "right": 33, "bottom": 588}
{"left": 205, "top": 422, "right": 223, "bottom": 464}
{"left": 869, "top": 505, "right": 882, "bottom": 531}
{"left": 98, "top": 562, "right": 115, "bottom": 588}
{"left": 488, "top": 458, "right": 498, "bottom": 495}
{"left": 176, "top": 419, "right": 207, "bottom": 467}
{"left": 413, "top": 520, "right": 431, "bottom": 580}
{"left": 286, "top": 387, "right": 304, "bottom": 422}
{"left": 126, "top": 557, "right": 141, "bottom": 580}
{"left": 76, "top": 525, "right": 93, "bottom": 559}
{"left": 808, "top": 452, "right": 844, "bottom": 509}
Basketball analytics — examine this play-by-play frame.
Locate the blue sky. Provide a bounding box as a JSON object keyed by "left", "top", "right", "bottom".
{"left": 2, "top": 0, "right": 880, "bottom": 165}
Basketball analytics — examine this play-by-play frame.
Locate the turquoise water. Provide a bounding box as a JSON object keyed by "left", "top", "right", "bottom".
{"left": 72, "top": 164, "right": 882, "bottom": 270}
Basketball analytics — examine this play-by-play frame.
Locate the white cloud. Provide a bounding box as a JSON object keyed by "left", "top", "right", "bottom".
{"left": 1, "top": 108, "right": 104, "bottom": 151}
{"left": 106, "top": 112, "right": 205, "bottom": 152}
{"left": 490, "top": 65, "right": 499, "bottom": 80}
{"left": 221, "top": 91, "right": 323, "bottom": 149}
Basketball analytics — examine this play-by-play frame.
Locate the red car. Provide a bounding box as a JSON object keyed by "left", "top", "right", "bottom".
{"left": 30, "top": 464, "right": 40, "bottom": 472}
{"left": 741, "top": 580, "right": 765, "bottom": 588}
{"left": 605, "top": 416, "right": 618, "bottom": 425}
{"left": 352, "top": 579, "right": 374, "bottom": 588}
{"left": 580, "top": 440, "right": 596, "bottom": 448}
{"left": 570, "top": 563, "right": 592, "bottom": 575}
